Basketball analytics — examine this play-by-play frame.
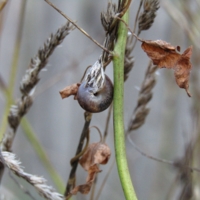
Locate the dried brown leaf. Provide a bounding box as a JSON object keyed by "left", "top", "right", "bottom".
{"left": 59, "top": 83, "right": 80, "bottom": 99}
{"left": 79, "top": 142, "right": 111, "bottom": 171}
{"left": 70, "top": 165, "right": 99, "bottom": 195}
{"left": 141, "top": 40, "right": 192, "bottom": 97}
{"left": 71, "top": 142, "right": 111, "bottom": 195}
{"left": 71, "top": 182, "right": 92, "bottom": 195}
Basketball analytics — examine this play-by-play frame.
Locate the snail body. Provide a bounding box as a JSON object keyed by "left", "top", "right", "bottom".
{"left": 77, "top": 75, "right": 113, "bottom": 113}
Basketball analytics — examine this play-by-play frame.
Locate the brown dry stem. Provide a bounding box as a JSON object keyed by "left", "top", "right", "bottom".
{"left": 45, "top": 0, "right": 111, "bottom": 54}
{"left": 65, "top": 112, "right": 92, "bottom": 199}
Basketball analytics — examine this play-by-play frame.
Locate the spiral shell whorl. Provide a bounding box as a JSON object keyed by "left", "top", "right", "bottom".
{"left": 77, "top": 75, "right": 113, "bottom": 113}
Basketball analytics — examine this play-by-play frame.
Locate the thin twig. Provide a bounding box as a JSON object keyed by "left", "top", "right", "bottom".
{"left": 90, "top": 184, "right": 96, "bottom": 200}
{"left": 45, "top": 0, "right": 111, "bottom": 54}
{"left": 69, "top": 129, "right": 90, "bottom": 166}
{"left": 118, "top": 0, "right": 132, "bottom": 18}
{"left": 130, "top": 0, "right": 143, "bottom": 50}
{"left": 132, "top": 0, "right": 143, "bottom": 38}
{"left": 162, "top": 1, "right": 197, "bottom": 48}
{"left": 65, "top": 112, "right": 92, "bottom": 199}
{"left": 115, "top": 16, "right": 143, "bottom": 42}
{"left": 174, "top": 140, "right": 194, "bottom": 200}
{"left": 103, "top": 104, "right": 113, "bottom": 142}
{"left": 127, "top": 134, "right": 200, "bottom": 173}
{"left": 89, "top": 126, "right": 103, "bottom": 143}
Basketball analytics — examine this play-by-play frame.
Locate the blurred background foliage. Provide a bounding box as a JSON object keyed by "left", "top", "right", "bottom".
{"left": 0, "top": 0, "right": 200, "bottom": 199}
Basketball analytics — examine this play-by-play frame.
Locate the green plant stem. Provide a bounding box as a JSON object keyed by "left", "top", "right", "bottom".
{"left": 0, "top": 1, "right": 26, "bottom": 140}
{"left": 21, "top": 118, "right": 65, "bottom": 193}
{"left": 113, "top": 11, "right": 138, "bottom": 200}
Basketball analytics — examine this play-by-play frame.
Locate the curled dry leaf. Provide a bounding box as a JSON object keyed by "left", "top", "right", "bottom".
{"left": 141, "top": 40, "right": 192, "bottom": 97}
{"left": 70, "top": 142, "right": 111, "bottom": 195}
{"left": 59, "top": 83, "right": 80, "bottom": 99}
{"left": 80, "top": 142, "right": 111, "bottom": 170}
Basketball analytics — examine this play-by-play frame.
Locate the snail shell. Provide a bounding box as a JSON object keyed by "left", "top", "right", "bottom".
{"left": 77, "top": 75, "right": 113, "bottom": 113}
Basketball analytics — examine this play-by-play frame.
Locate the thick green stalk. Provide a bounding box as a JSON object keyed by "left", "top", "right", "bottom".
{"left": 113, "top": 12, "right": 138, "bottom": 200}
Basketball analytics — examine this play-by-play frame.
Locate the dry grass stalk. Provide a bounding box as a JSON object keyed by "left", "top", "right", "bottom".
{"left": 101, "top": 2, "right": 118, "bottom": 66}
{"left": 0, "top": 22, "right": 74, "bottom": 152}
{"left": 127, "top": 61, "right": 157, "bottom": 132}
{"left": 162, "top": 1, "right": 197, "bottom": 48}
{"left": 2, "top": 96, "right": 33, "bottom": 151}
{"left": 100, "top": 0, "right": 132, "bottom": 67}
{"left": 124, "top": 34, "right": 135, "bottom": 81}
{"left": 45, "top": 0, "right": 110, "bottom": 54}
{"left": 20, "top": 22, "right": 74, "bottom": 95}
{"left": 173, "top": 142, "right": 194, "bottom": 200}
{"left": 138, "top": 0, "right": 159, "bottom": 35}
{"left": 1, "top": 151, "right": 64, "bottom": 200}
{"left": 0, "top": 0, "right": 7, "bottom": 11}
{"left": 65, "top": 112, "right": 92, "bottom": 198}
{"left": 101, "top": 2, "right": 117, "bottom": 33}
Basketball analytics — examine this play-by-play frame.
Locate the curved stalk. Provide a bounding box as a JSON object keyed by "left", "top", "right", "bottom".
{"left": 0, "top": 0, "right": 26, "bottom": 140}
{"left": 21, "top": 119, "right": 65, "bottom": 193}
{"left": 113, "top": 11, "right": 138, "bottom": 200}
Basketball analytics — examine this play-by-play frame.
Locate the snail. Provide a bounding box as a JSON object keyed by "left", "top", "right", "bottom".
{"left": 77, "top": 74, "right": 113, "bottom": 113}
